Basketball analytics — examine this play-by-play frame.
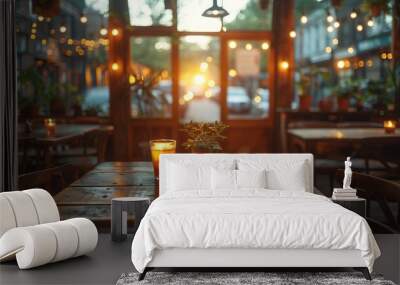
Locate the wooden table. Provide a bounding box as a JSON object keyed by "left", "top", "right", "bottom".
{"left": 55, "top": 162, "right": 157, "bottom": 230}
{"left": 19, "top": 124, "right": 113, "bottom": 167}
{"left": 288, "top": 128, "right": 400, "bottom": 153}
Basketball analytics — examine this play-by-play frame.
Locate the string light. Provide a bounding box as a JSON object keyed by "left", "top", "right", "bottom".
{"left": 59, "top": 24, "right": 67, "bottom": 33}
{"left": 332, "top": 38, "right": 339, "bottom": 45}
{"left": 289, "top": 31, "right": 296, "bottom": 38}
{"left": 229, "top": 69, "right": 237, "bottom": 77}
{"left": 100, "top": 26, "right": 108, "bottom": 36}
{"left": 327, "top": 26, "right": 334, "bottom": 33}
{"left": 367, "top": 19, "right": 374, "bottom": 27}
{"left": 300, "top": 15, "right": 308, "bottom": 24}
{"left": 111, "top": 28, "right": 119, "bottom": 36}
{"left": 326, "top": 13, "right": 334, "bottom": 23}
{"left": 356, "top": 24, "right": 363, "bottom": 32}
{"left": 387, "top": 53, "right": 392, "bottom": 60}
{"left": 350, "top": 9, "right": 358, "bottom": 19}
{"left": 245, "top": 43, "right": 252, "bottom": 50}
{"left": 111, "top": 62, "right": 119, "bottom": 71}
{"left": 261, "top": 42, "right": 270, "bottom": 50}
{"left": 228, "top": 41, "right": 237, "bottom": 49}
{"left": 38, "top": 15, "right": 44, "bottom": 22}
{"left": 325, "top": 46, "right": 332, "bottom": 53}
{"left": 381, "top": 52, "right": 387, "bottom": 60}
{"left": 80, "top": 14, "right": 88, "bottom": 24}
{"left": 280, "top": 61, "right": 289, "bottom": 70}
{"left": 333, "top": 21, "right": 340, "bottom": 28}
{"left": 347, "top": 47, "right": 354, "bottom": 54}
{"left": 337, "top": 60, "right": 345, "bottom": 69}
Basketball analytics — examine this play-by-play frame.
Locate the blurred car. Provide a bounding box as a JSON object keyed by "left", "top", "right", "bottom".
{"left": 227, "top": 86, "right": 251, "bottom": 113}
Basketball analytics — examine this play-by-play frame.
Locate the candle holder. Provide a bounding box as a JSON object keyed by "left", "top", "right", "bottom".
{"left": 383, "top": 120, "right": 396, "bottom": 134}
{"left": 150, "top": 139, "right": 176, "bottom": 179}
{"left": 44, "top": 118, "right": 56, "bottom": 137}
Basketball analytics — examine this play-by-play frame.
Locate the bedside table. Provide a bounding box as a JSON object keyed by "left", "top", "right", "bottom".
{"left": 331, "top": 197, "right": 366, "bottom": 218}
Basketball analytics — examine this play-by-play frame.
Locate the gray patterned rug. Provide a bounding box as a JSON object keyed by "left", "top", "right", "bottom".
{"left": 116, "top": 272, "right": 395, "bottom": 285}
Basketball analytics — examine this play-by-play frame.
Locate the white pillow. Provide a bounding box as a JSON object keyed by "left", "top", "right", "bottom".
{"left": 168, "top": 162, "right": 211, "bottom": 191}
{"left": 238, "top": 159, "right": 308, "bottom": 191}
{"left": 237, "top": 169, "right": 267, "bottom": 188}
{"left": 211, "top": 168, "right": 236, "bottom": 190}
{"left": 211, "top": 169, "right": 267, "bottom": 190}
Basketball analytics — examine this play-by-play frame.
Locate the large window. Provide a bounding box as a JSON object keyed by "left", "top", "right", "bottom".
{"left": 179, "top": 36, "right": 220, "bottom": 122}
{"left": 227, "top": 40, "right": 270, "bottom": 119}
{"left": 130, "top": 37, "right": 172, "bottom": 118}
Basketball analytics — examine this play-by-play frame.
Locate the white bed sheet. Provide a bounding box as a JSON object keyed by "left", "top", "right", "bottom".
{"left": 131, "top": 190, "right": 380, "bottom": 273}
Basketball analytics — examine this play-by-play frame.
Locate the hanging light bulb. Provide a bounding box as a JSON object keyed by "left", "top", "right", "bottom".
{"left": 327, "top": 26, "right": 334, "bottom": 33}
{"left": 333, "top": 21, "right": 340, "bottom": 28}
{"left": 80, "top": 13, "right": 88, "bottom": 24}
{"left": 367, "top": 18, "right": 374, "bottom": 27}
{"left": 300, "top": 15, "right": 308, "bottom": 24}
{"left": 325, "top": 46, "right": 332, "bottom": 53}
{"left": 100, "top": 25, "right": 108, "bottom": 36}
{"left": 356, "top": 24, "right": 363, "bottom": 32}
{"left": 350, "top": 9, "right": 357, "bottom": 19}
{"left": 326, "top": 12, "right": 334, "bottom": 23}
{"left": 202, "top": 0, "right": 229, "bottom": 18}
{"left": 59, "top": 23, "right": 67, "bottom": 33}
{"left": 289, "top": 31, "right": 296, "bottom": 38}
{"left": 332, "top": 38, "right": 339, "bottom": 45}
{"left": 111, "top": 28, "right": 119, "bottom": 36}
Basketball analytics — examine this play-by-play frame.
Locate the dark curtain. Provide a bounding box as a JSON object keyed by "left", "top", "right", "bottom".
{"left": 0, "top": 0, "right": 18, "bottom": 192}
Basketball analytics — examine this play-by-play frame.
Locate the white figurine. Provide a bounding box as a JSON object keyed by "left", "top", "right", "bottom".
{"left": 343, "top": 157, "right": 353, "bottom": 190}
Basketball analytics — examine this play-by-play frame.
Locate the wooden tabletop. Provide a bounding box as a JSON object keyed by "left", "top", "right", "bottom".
{"left": 288, "top": 128, "right": 400, "bottom": 141}
{"left": 55, "top": 162, "right": 157, "bottom": 225}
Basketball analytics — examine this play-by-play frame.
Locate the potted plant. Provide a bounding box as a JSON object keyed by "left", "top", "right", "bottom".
{"left": 362, "top": 0, "right": 388, "bottom": 17}
{"left": 181, "top": 121, "right": 228, "bottom": 153}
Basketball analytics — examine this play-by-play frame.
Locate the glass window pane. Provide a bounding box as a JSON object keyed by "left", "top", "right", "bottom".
{"left": 227, "top": 40, "right": 270, "bottom": 119}
{"left": 130, "top": 37, "right": 172, "bottom": 118}
{"left": 179, "top": 36, "right": 220, "bottom": 122}
{"left": 129, "top": 0, "right": 172, "bottom": 26}
{"left": 178, "top": 0, "right": 272, "bottom": 31}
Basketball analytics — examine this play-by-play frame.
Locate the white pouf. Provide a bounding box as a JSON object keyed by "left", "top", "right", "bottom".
{"left": 0, "top": 189, "right": 98, "bottom": 269}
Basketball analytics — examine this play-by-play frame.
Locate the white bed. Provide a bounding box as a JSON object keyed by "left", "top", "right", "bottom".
{"left": 131, "top": 154, "right": 380, "bottom": 280}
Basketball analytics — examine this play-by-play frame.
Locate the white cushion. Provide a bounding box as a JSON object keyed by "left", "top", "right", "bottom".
{"left": 168, "top": 163, "right": 212, "bottom": 191}
{"left": 211, "top": 169, "right": 236, "bottom": 190}
{"left": 237, "top": 169, "right": 267, "bottom": 189}
{"left": 238, "top": 159, "right": 308, "bottom": 191}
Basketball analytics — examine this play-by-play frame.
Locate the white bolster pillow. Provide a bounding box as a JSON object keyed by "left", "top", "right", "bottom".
{"left": 0, "top": 218, "right": 98, "bottom": 269}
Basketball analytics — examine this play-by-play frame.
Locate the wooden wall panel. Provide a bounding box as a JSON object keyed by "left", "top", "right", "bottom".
{"left": 225, "top": 127, "right": 271, "bottom": 153}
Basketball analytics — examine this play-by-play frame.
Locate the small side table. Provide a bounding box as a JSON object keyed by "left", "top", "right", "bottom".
{"left": 111, "top": 197, "right": 150, "bottom": 242}
{"left": 331, "top": 197, "right": 366, "bottom": 218}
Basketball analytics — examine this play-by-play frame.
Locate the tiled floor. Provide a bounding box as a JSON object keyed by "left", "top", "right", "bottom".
{"left": 1, "top": 234, "right": 399, "bottom": 285}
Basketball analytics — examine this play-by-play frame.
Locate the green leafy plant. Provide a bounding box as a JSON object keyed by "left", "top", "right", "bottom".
{"left": 181, "top": 121, "right": 229, "bottom": 153}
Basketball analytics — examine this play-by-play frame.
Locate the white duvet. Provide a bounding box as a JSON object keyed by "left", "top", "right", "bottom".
{"left": 131, "top": 190, "right": 380, "bottom": 273}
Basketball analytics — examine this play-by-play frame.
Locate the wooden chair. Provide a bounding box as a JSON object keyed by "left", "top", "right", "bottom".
{"left": 18, "top": 164, "right": 79, "bottom": 195}
{"left": 335, "top": 170, "right": 400, "bottom": 234}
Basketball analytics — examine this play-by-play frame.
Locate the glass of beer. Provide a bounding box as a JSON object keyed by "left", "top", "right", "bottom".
{"left": 150, "top": 139, "right": 176, "bottom": 179}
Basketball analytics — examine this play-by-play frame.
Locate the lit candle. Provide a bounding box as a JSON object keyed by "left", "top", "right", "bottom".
{"left": 384, "top": 120, "right": 396, "bottom": 134}
{"left": 44, "top": 118, "right": 56, "bottom": 136}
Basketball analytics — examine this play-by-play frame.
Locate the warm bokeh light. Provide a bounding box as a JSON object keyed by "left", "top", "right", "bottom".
{"left": 261, "top": 42, "right": 270, "bottom": 50}
{"left": 384, "top": 120, "right": 396, "bottom": 134}
{"left": 208, "top": 80, "right": 215, "bottom": 87}
{"left": 129, "top": 75, "right": 136, "bottom": 84}
{"left": 228, "top": 69, "right": 237, "bottom": 77}
{"left": 300, "top": 15, "right": 308, "bottom": 24}
{"left": 205, "top": 90, "right": 213, "bottom": 98}
{"left": 350, "top": 11, "right": 357, "bottom": 19}
{"left": 367, "top": 59, "right": 373, "bottom": 67}
{"left": 38, "top": 15, "right": 44, "bottom": 22}
{"left": 254, "top": 95, "right": 262, "bottom": 103}
{"left": 325, "top": 46, "right": 332, "bottom": 53}
{"left": 80, "top": 15, "right": 88, "bottom": 23}
{"left": 326, "top": 15, "right": 334, "bottom": 23}
{"left": 280, "top": 61, "right": 289, "bottom": 70}
{"left": 245, "top": 43, "right": 253, "bottom": 50}
{"left": 387, "top": 53, "right": 393, "bottom": 60}
{"left": 358, "top": 60, "right": 364, "bottom": 67}
{"left": 356, "top": 25, "right": 363, "bottom": 32}
{"left": 289, "top": 31, "right": 296, "bottom": 38}
{"left": 348, "top": 47, "right": 354, "bottom": 54}
{"left": 111, "top": 62, "right": 119, "bottom": 71}
{"left": 228, "top": 41, "right": 237, "bottom": 49}
{"left": 332, "top": 38, "right": 339, "bottom": 45}
{"left": 193, "top": 74, "right": 205, "bottom": 85}
{"left": 367, "top": 19, "right": 374, "bottom": 27}
{"left": 111, "top": 28, "right": 119, "bottom": 36}
{"left": 327, "top": 26, "right": 334, "bottom": 33}
{"left": 59, "top": 25, "right": 67, "bottom": 33}
{"left": 337, "top": 60, "right": 345, "bottom": 69}
{"left": 333, "top": 21, "right": 340, "bottom": 28}
{"left": 100, "top": 28, "right": 108, "bottom": 36}
{"left": 206, "top": 56, "right": 213, "bottom": 63}
{"left": 381, "top": 53, "right": 387, "bottom": 60}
